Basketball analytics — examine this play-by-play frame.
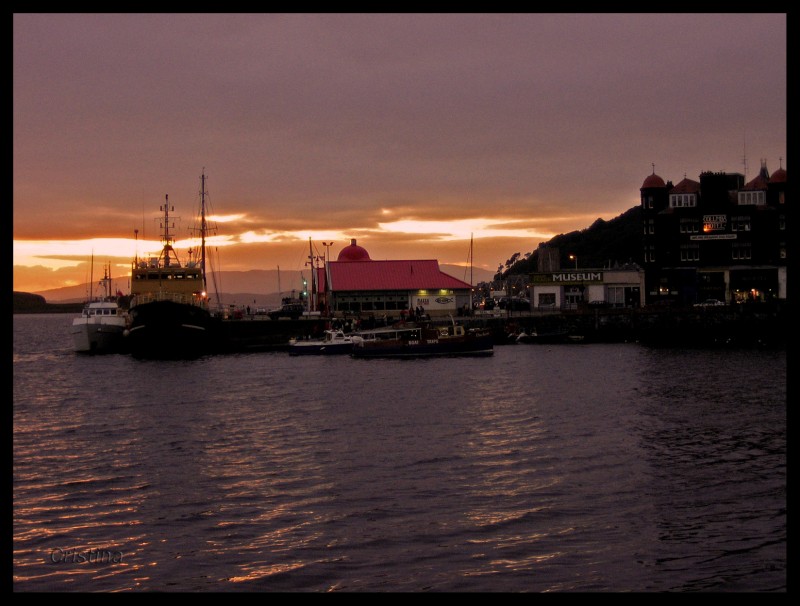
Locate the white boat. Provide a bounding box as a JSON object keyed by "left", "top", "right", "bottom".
{"left": 288, "top": 329, "right": 356, "bottom": 355}
{"left": 71, "top": 263, "right": 128, "bottom": 354}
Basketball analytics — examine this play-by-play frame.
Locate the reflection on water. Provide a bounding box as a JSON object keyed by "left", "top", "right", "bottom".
{"left": 13, "top": 315, "right": 785, "bottom": 592}
{"left": 634, "top": 348, "right": 786, "bottom": 592}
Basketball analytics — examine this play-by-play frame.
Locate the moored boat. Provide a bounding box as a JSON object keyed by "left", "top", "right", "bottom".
{"left": 125, "top": 172, "right": 217, "bottom": 359}
{"left": 515, "top": 329, "right": 569, "bottom": 344}
{"left": 288, "top": 329, "right": 357, "bottom": 355}
{"left": 351, "top": 322, "right": 493, "bottom": 358}
{"left": 71, "top": 262, "right": 128, "bottom": 354}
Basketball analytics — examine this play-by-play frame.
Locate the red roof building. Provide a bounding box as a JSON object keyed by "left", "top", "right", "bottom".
{"left": 316, "top": 239, "right": 474, "bottom": 317}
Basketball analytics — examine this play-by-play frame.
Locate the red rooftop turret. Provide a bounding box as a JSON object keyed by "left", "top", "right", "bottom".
{"left": 337, "top": 238, "right": 371, "bottom": 262}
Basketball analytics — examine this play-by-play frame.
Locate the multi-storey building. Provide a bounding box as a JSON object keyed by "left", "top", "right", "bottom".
{"left": 640, "top": 160, "right": 787, "bottom": 305}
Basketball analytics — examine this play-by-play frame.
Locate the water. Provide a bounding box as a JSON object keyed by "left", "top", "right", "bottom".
{"left": 13, "top": 314, "right": 786, "bottom": 592}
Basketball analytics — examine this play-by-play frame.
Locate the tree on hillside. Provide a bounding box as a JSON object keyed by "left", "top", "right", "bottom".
{"left": 499, "top": 206, "right": 643, "bottom": 278}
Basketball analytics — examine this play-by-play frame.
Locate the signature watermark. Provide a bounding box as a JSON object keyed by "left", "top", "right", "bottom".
{"left": 50, "top": 547, "right": 123, "bottom": 564}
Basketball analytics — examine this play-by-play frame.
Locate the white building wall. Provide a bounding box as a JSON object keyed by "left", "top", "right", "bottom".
{"left": 587, "top": 284, "right": 605, "bottom": 302}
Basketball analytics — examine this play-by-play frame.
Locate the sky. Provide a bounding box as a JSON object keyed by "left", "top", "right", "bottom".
{"left": 13, "top": 13, "right": 787, "bottom": 294}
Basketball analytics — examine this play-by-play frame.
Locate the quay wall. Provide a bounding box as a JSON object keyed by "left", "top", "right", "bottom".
{"left": 214, "top": 304, "right": 788, "bottom": 350}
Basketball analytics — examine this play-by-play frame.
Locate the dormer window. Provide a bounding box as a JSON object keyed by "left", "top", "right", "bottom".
{"left": 737, "top": 190, "right": 766, "bottom": 205}
{"left": 669, "top": 193, "right": 697, "bottom": 208}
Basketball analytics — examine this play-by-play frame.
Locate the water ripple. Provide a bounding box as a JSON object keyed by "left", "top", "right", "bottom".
{"left": 13, "top": 317, "right": 785, "bottom": 591}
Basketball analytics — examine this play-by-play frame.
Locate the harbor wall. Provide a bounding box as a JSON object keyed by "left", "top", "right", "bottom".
{"left": 214, "top": 303, "right": 788, "bottom": 350}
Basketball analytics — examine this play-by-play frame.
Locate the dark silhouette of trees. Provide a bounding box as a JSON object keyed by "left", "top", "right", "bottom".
{"left": 500, "top": 206, "right": 642, "bottom": 278}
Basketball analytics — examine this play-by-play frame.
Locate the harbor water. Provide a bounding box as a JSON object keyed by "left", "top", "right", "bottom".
{"left": 13, "top": 314, "right": 786, "bottom": 592}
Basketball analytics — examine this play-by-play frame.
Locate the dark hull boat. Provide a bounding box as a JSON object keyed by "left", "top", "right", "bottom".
{"left": 125, "top": 171, "right": 216, "bottom": 359}
{"left": 126, "top": 299, "right": 217, "bottom": 359}
{"left": 351, "top": 322, "right": 493, "bottom": 358}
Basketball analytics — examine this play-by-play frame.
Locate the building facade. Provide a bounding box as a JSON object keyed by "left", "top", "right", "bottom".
{"left": 316, "top": 239, "right": 474, "bottom": 318}
{"left": 640, "top": 160, "right": 787, "bottom": 305}
{"left": 529, "top": 267, "right": 644, "bottom": 310}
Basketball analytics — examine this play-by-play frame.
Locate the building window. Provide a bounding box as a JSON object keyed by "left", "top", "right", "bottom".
{"left": 779, "top": 215, "right": 786, "bottom": 230}
{"left": 731, "top": 216, "right": 751, "bottom": 232}
{"left": 607, "top": 287, "right": 626, "bottom": 307}
{"left": 670, "top": 193, "right": 697, "bottom": 208}
{"left": 680, "top": 244, "right": 700, "bottom": 262}
{"left": 738, "top": 191, "right": 766, "bottom": 205}
{"left": 732, "top": 243, "right": 752, "bottom": 260}
{"left": 680, "top": 218, "right": 699, "bottom": 233}
{"left": 537, "top": 293, "right": 556, "bottom": 308}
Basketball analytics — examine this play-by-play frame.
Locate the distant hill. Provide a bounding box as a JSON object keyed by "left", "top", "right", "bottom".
{"left": 30, "top": 263, "right": 496, "bottom": 305}
{"left": 32, "top": 269, "right": 310, "bottom": 304}
{"left": 13, "top": 292, "right": 83, "bottom": 314}
{"left": 501, "top": 206, "right": 642, "bottom": 277}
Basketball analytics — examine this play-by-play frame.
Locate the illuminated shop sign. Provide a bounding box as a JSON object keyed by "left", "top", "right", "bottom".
{"left": 531, "top": 272, "right": 603, "bottom": 283}
{"left": 703, "top": 214, "right": 727, "bottom": 231}
{"left": 552, "top": 272, "right": 602, "bottom": 282}
{"left": 691, "top": 234, "right": 737, "bottom": 241}
{"left": 413, "top": 296, "right": 455, "bottom": 308}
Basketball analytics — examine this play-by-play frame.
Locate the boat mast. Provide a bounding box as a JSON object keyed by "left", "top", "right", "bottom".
{"left": 470, "top": 233, "right": 474, "bottom": 286}
{"left": 308, "top": 237, "right": 317, "bottom": 312}
{"left": 464, "top": 233, "right": 474, "bottom": 286}
{"left": 90, "top": 251, "right": 94, "bottom": 301}
{"left": 102, "top": 262, "right": 112, "bottom": 299}
{"left": 159, "top": 194, "right": 179, "bottom": 268}
{"left": 200, "top": 170, "right": 208, "bottom": 293}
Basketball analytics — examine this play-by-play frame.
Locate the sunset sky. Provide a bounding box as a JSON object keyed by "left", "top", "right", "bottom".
{"left": 13, "top": 13, "right": 786, "bottom": 294}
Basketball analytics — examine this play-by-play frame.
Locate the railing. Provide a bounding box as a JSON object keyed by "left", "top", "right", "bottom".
{"left": 131, "top": 291, "right": 206, "bottom": 308}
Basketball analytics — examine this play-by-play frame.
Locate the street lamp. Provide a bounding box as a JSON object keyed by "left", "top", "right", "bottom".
{"left": 322, "top": 242, "right": 334, "bottom": 264}
{"left": 569, "top": 254, "right": 578, "bottom": 270}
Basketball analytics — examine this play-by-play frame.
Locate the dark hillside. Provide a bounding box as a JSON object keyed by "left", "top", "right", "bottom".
{"left": 502, "top": 206, "right": 642, "bottom": 277}
{"left": 13, "top": 291, "right": 83, "bottom": 314}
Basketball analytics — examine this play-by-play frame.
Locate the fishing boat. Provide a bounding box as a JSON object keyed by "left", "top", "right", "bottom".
{"left": 351, "top": 321, "right": 493, "bottom": 358}
{"left": 71, "top": 262, "right": 128, "bottom": 354}
{"left": 288, "top": 329, "right": 357, "bottom": 355}
{"left": 125, "top": 172, "right": 217, "bottom": 359}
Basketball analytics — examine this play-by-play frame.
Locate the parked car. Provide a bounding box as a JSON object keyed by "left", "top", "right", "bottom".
{"left": 499, "top": 297, "right": 531, "bottom": 311}
{"left": 694, "top": 299, "right": 725, "bottom": 307}
{"left": 268, "top": 303, "right": 305, "bottom": 320}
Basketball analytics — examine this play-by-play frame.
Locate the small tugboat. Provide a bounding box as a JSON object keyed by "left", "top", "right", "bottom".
{"left": 288, "top": 329, "right": 357, "bottom": 355}
{"left": 351, "top": 320, "right": 493, "bottom": 358}
{"left": 125, "top": 171, "right": 217, "bottom": 359}
{"left": 71, "top": 261, "right": 128, "bottom": 354}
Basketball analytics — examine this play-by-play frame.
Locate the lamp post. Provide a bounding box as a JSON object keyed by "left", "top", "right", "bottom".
{"left": 322, "top": 242, "right": 333, "bottom": 264}
{"left": 569, "top": 254, "right": 578, "bottom": 270}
